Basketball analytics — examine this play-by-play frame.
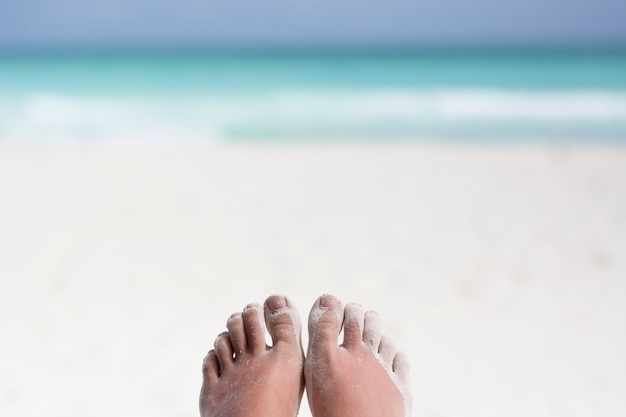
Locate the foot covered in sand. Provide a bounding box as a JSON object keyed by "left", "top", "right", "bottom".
{"left": 305, "top": 294, "right": 412, "bottom": 417}
{"left": 200, "top": 295, "right": 304, "bottom": 417}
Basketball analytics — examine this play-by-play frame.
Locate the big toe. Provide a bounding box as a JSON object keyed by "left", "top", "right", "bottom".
{"left": 264, "top": 294, "right": 303, "bottom": 349}
{"left": 307, "top": 294, "right": 344, "bottom": 354}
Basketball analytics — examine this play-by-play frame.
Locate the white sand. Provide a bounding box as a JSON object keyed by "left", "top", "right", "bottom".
{"left": 1, "top": 143, "right": 625, "bottom": 417}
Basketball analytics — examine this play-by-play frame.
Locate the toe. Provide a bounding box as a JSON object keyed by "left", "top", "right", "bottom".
{"left": 226, "top": 312, "right": 246, "bottom": 359}
{"left": 214, "top": 332, "right": 234, "bottom": 371}
{"left": 202, "top": 350, "right": 219, "bottom": 386}
{"left": 307, "top": 294, "right": 344, "bottom": 353}
{"left": 342, "top": 303, "right": 365, "bottom": 349}
{"left": 392, "top": 350, "right": 411, "bottom": 384}
{"left": 362, "top": 310, "right": 383, "bottom": 351}
{"left": 264, "top": 295, "right": 302, "bottom": 347}
{"left": 392, "top": 350, "right": 413, "bottom": 416}
{"left": 377, "top": 334, "right": 397, "bottom": 371}
{"left": 242, "top": 303, "right": 267, "bottom": 353}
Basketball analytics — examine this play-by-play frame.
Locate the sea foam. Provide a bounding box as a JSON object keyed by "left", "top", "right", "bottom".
{"left": 1, "top": 89, "right": 625, "bottom": 143}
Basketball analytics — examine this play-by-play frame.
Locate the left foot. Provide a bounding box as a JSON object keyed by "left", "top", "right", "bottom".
{"left": 199, "top": 295, "right": 304, "bottom": 417}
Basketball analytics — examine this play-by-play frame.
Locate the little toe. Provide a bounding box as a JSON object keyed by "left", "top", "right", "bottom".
{"left": 226, "top": 312, "right": 246, "bottom": 359}
{"left": 392, "top": 350, "right": 413, "bottom": 416}
{"left": 214, "top": 332, "right": 234, "bottom": 371}
{"left": 342, "top": 303, "right": 365, "bottom": 349}
{"left": 392, "top": 350, "right": 411, "bottom": 384}
{"left": 264, "top": 294, "right": 302, "bottom": 348}
{"left": 242, "top": 303, "right": 267, "bottom": 353}
{"left": 202, "top": 350, "right": 219, "bottom": 386}
{"left": 362, "top": 310, "right": 383, "bottom": 351}
{"left": 307, "top": 294, "right": 344, "bottom": 353}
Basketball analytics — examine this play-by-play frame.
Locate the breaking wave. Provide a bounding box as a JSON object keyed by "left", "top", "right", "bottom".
{"left": 1, "top": 89, "right": 626, "bottom": 143}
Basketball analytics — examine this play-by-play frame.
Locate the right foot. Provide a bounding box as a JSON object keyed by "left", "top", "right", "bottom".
{"left": 305, "top": 294, "right": 412, "bottom": 417}
{"left": 200, "top": 295, "right": 304, "bottom": 417}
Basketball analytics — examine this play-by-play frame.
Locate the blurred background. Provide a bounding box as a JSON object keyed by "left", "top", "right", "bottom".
{"left": 1, "top": 1, "right": 625, "bottom": 417}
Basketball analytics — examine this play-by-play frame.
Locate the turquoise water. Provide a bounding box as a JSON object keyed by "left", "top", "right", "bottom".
{"left": 1, "top": 49, "right": 625, "bottom": 142}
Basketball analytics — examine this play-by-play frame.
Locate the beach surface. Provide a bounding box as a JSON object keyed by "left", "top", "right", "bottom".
{"left": 1, "top": 143, "right": 625, "bottom": 417}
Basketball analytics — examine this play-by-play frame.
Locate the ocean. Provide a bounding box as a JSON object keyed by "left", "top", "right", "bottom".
{"left": 1, "top": 48, "right": 625, "bottom": 143}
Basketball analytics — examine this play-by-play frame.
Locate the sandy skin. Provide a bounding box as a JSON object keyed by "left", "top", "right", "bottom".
{"left": 305, "top": 294, "right": 412, "bottom": 417}
{"left": 199, "top": 295, "right": 305, "bottom": 417}
{"left": 199, "top": 294, "right": 411, "bottom": 417}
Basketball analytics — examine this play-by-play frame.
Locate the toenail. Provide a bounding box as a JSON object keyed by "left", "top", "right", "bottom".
{"left": 266, "top": 295, "right": 287, "bottom": 312}
{"left": 319, "top": 295, "right": 339, "bottom": 309}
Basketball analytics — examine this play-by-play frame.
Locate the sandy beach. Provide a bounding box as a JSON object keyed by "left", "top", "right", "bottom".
{"left": 1, "top": 143, "right": 625, "bottom": 417}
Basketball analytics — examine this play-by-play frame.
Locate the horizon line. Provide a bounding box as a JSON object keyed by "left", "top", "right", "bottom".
{"left": 1, "top": 42, "right": 626, "bottom": 57}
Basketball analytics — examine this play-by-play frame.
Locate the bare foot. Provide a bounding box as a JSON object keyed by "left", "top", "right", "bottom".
{"left": 305, "top": 294, "right": 412, "bottom": 417}
{"left": 200, "top": 295, "right": 304, "bottom": 417}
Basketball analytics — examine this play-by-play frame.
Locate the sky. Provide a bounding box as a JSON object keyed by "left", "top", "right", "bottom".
{"left": 0, "top": 0, "right": 625, "bottom": 49}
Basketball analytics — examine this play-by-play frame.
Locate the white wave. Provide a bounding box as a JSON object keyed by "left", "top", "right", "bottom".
{"left": 1, "top": 89, "right": 625, "bottom": 142}
{"left": 266, "top": 89, "right": 626, "bottom": 121}
{"left": 427, "top": 90, "right": 626, "bottom": 120}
